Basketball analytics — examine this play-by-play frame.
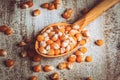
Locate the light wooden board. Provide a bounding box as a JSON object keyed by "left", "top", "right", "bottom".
{"left": 0, "top": 0, "right": 120, "bottom": 80}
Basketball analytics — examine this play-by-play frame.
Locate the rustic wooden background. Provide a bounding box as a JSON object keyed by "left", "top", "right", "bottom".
{"left": 0, "top": 0, "right": 120, "bottom": 80}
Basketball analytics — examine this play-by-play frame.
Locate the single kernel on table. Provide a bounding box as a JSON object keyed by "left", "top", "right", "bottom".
{"left": 29, "top": 76, "right": 38, "bottom": 80}
{"left": 26, "top": 1, "right": 33, "bottom": 8}
{"left": 76, "top": 55, "right": 84, "bottom": 63}
{"left": 0, "top": 49, "right": 7, "bottom": 56}
{"left": 58, "top": 62, "right": 67, "bottom": 70}
{"left": 53, "top": 0, "right": 60, "bottom": 9}
{"left": 0, "top": 25, "right": 8, "bottom": 32}
{"left": 5, "top": 59, "right": 14, "bottom": 67}
{"left": 4, "top": 28, "right": 13, "bottom": 35}
{"left": 48, "top": 3, "right": 55, "bottom": 10}
{"left": 66, "top": 62, "right": 73, "bottom": 70}
{"left": 20, "top": 50, "right": 28, "bottom": 58}
{"left": 62, "top": 8, "right": 72, "bottom": 19}
{"left": 54, "top": 0, "right": 60, "bottom": 4}
{"left": 79, "top": 47, "right": 87, "bottom": 54}
{"left": 18, "top": 41, "right": 26, "bottom": 47}
{"left": 43, "top": 65, "right": 54, "bottom": 72}
{"left": 21, "top": 1, "right": 33, "bottom": 9}
{"left": 33, "top": 65, "right": 41, "bottom": 72}
{"left": 41, "top": 3, "right": 49, "bottom": 9}
{"left": 95, "top": 39, "right": 104, "bottom": 46}
{"left": 74, "top": 50, "right": 82, "bottom": 56}
{"left": 85, "top": 56, "right": 92, "bottom": 62}
{"left": 54, "top": 2, "right": 60, "bottom": 9}
{"left": 51, "top": 72, "right": 60, "bottom": 80}
{"left": 67, "top": 55, "right": 76, "bottom": 63}
{"left": 62, "top": 12, "right": 71, "bottom": 19}
{"left": 20, "top": 3, "right": 29, "bottom": 9}
{"left": 32, "top": 55, "right": 41, "bottom": 62}
{"left": 32, "top": 9, "right": 41, "bottom": 16}
{"left": 81, "top": 30, "right": 90, "bottom": 37}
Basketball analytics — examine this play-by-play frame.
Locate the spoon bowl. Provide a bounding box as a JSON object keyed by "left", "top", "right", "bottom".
{"left": 35, "top": 22, "right": 81, "bottom": 58}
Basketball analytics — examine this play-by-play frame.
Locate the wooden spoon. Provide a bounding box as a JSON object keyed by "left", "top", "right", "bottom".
{"left": 35, "top": 0, "right": 120, "bottom": 58}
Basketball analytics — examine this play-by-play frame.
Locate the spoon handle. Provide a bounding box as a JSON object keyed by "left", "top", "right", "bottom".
{"left": 74, "top": 0, "right": 120, "bottom": 30}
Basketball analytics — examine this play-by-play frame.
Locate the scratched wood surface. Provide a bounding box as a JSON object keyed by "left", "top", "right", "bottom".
{"left": 0, "top": 0, "right": 120, "bottom": 80}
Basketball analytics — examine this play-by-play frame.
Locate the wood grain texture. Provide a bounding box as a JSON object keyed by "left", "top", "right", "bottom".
{"left": 0, "top": 0, "right": 120, "bottom": 80}
{"left": 75, "top": 0, "right": 120, "bottom": 30}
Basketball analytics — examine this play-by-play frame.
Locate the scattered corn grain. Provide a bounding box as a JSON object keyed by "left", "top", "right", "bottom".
{"left": 20, "top": 3, "right": 29, "bottom": 9}
{"left": 66, "top": 62, "right": 73, "bottom": 70}
{"left": 81, "top": 30, "right": 90, "bottom": 37}
{"left": 32, "top": 9, "right": 40, "bottom": 16}
{"left": 26, "top": 1, "right": 33, "bottom": 7}
{"left": 0, "top": 25, "right": 8, "bottom": 32}
{"left": 62, "top": 8, "right": 72, "bottom": 19}
{"left": 95, "top": 39, "right": 104, "bottom": 46}
{"left": 85, "top": 56, "right": 92, "bottom": 62}
{"left": 67, "top": 55, "right": 76, "bottom": 63}
{"left": 53, "top": 0, "right": 60, "bottom": 9}
{"left": 48, "top": 3, "right": 55, "bottom": 10}
{"left": 0, "top": 49, "right": 7, "bottom": 56}
{"left": 58, "top": 62, "right": 67, "bottom": 70}
{"left": 5, "top": 59, "right": 14, "bottom": 67}
{"left": 33, "top": 65, "right": 41, "bottom": 72}
{"left": 76, "top": 55, "right": 84, "bottom": 63}
{"left": 4, "top": 28, "right": 13, "bottom": 35}
{"left": 74, "top": 50, "right": 82, "bottom": 56}
{"left": 29, "top": 76, "right": 38, "bottom": 80}
{"left": 79, "top": 47, "right": 87, "bottom": 53}
{"left": 51, "top": 72, "right": 60, "bottom": 80}
{"left": 43, "top": 65, "right": 54, "bottom": 72}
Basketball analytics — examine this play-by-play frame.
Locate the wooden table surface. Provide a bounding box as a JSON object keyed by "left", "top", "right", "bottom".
{"left": 0, "top": 0, "right": 120, "bottom": 80}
